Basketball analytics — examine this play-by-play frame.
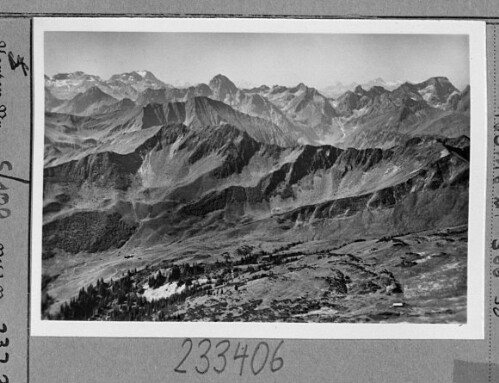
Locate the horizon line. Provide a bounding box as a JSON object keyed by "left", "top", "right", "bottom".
{"left": 44, "top": 70, "right": 468, "bottom": 92}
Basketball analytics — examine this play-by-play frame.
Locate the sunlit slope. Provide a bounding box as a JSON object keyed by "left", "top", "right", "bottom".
{"left": 42, "top": 110, "right": 469, "bottom": 256}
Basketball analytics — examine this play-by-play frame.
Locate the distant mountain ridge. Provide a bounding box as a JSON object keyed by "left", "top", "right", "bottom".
{"left": 45, "top": 70, "right": 171, "bottom": 100}
{"left": 320, "top": 77, "right": 404, "bottom": 98}
{"left": 45, "top": 71, "right": 470, "bottom": 149}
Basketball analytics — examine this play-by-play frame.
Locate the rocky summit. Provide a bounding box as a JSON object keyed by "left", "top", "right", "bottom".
{"left": 42, "top": 72, "right": 470, "bottom": 324}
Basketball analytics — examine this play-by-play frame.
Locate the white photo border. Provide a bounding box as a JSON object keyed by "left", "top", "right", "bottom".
{"left": 32, "top": 17, "right": 487, "bottom": 339}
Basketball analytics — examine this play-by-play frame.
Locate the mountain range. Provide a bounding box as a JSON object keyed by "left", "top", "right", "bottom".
{"left": 42, "top": 70, "right": 471, "bottom": 323}
{"left": 45, "top": 71, "right": 469, "bottom": 149}
{"left": 320, "top": 77, "right": 405, "bottom": 98}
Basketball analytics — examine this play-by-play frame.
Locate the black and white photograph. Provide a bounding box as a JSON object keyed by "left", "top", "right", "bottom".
{"left": 32, "top": 18, "right": 486, "bottom": 338}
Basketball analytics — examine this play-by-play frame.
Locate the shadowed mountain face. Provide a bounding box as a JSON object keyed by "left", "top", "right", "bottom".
{"left": 50, "top": 86, "right": 119, "bottom": 116}
{"left": 42, "top": 71, "right": 470, "bottom": 323}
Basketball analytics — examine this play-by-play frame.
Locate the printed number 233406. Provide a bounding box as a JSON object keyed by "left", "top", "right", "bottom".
{"left": 174, "top": 338, "right": 284, "bottom": 376}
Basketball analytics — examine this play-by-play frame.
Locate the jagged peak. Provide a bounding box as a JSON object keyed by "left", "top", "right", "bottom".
{"left": 288, "top": 82, "right": 313, "bottom": 94}
{"left": 244, "top": 85, "right": 270, "bottom": 93}
{"left": 135, "top": 69, "right": 154, "bottom": 78}
{"left": 424, "top": 76, "right": 451, "bottom": 85}
{"left": 369, "top": 85, "right": 387, "bottom": 92}
{"left": 82, "top": 86, "right": 106, "bottom": 95}
{"left": 50, "top": 71, "right": 102, "bottom": 81}
{"left": 109, "top": 70, "right": 162, "bottom": 82}
{"left": 212, "top": 73, "right": 229, "bottom": 80}
{"left": 74, "top": 86, "right": 115, "bottom": 101}
{"left": 398, "top": 81, "right": 418, "bottom": 89}
{"left": 209, "top": 74, "right": 237, "bottom": 86}
{"left": 354, "top": 85, "right": 365, "bottom": 94}
{"left": 400, "top": 76, "right": 456, "bottom": 91}
{"left": 269, "top": 85, "right": 288, "bottom": 95}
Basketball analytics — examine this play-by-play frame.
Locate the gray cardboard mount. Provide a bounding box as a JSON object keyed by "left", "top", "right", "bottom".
{"left": 0, "top": 2, "right": 498, "bottom": 382}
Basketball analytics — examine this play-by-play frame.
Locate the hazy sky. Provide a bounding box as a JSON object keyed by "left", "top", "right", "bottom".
{"left": 45, "top": 32, "right": 470, "bottom": 89}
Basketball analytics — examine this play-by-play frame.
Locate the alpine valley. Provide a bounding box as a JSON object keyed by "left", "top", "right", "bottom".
{"left": 42, "top": 70, "right": 470, "bottom": 323}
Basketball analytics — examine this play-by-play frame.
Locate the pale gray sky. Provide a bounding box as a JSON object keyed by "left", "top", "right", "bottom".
{"left": 45, "top": 32, "right": 470, "bottom": 89}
